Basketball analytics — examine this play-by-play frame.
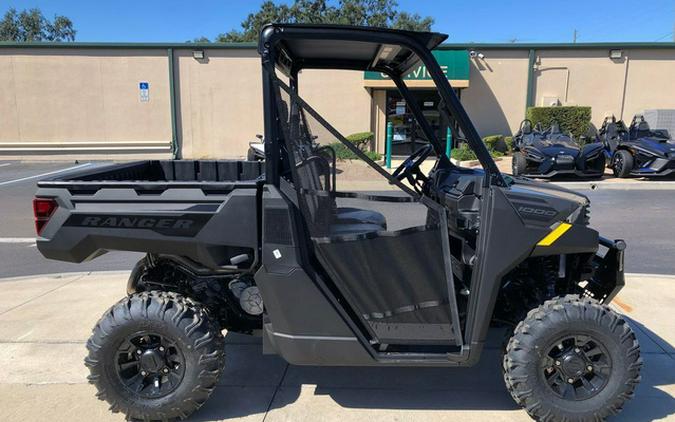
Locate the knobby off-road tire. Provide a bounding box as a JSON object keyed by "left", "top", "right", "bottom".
{"left": 503, "top": 295, "right": 642, "bottom": 421}
{"left": 85, "top": 291, "right": 225, "bottom": 421}
{"left": 512, "top": 151, "right": 528, "bottom": 176}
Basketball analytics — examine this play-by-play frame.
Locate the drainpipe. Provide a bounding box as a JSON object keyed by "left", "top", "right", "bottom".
{"left": 619, "top": 55, "right": 631, "bottom": 120}
{"left": 167, "top": 48, "right": 179, "bottom": 159}
{"left": 525, "top": 49, "right": 536, "bottom": 116}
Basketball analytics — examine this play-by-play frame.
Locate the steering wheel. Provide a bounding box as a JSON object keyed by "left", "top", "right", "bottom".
{"left": 392, "top": 144, "right": 434, "bottom": 192}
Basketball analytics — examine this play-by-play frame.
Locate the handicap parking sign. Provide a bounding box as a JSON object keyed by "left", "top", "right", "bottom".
{"left": 139, "top": 82, "right": 149, "bottom": 102}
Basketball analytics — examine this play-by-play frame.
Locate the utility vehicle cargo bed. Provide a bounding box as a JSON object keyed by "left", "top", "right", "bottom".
{"left": 38, "top": 159, "right": 264, "bottom": 189}
{"left": 35, "top": 160, "right": 264, "bottom": 270}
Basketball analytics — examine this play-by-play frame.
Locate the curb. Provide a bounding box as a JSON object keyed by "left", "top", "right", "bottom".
{"left": 0, "top": 271, "right": 672, "bottom": 284}
{"left": 553, "top": 181, "right": 675, "bottom": 190}
{"left": 0, "top": 270, "right": 131, "bottom": 283}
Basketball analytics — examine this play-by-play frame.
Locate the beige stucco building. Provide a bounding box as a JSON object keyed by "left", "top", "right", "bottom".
{"left": 1, "top": 41, "right": 674, "bottom": 160}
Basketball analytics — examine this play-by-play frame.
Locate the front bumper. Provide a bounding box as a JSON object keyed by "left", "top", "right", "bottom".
{"left": 523, "top": 154, "right": 605, "bottom": 179}
{"left": 523, "top": 168, "right": 605, "bottom": 179}
{"left": 630, "top": 160, "right": 675, "bottom": 176}
{"left": 586, "top": 237, "right": 626, "bottom": 303}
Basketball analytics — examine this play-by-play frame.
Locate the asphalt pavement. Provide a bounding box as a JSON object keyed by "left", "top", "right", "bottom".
{"left": 1, "top": 161, "right": 674, "bottom": 277}
{"left": 0, "top": 161, "right": 144, "bottom": 278}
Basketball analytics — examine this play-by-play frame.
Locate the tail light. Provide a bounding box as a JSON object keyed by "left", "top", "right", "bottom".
{"left": 33, "top": 198, "right": 58, "bottom": 235}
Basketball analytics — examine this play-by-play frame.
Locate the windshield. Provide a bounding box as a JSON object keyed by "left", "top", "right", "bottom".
{"left": 524, "top": 135, "right": 579, "bottom": 149}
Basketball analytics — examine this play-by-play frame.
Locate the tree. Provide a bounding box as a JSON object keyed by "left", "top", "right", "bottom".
{"left": 0, "top": 8, "right": 76, "bottom": 42}
{"left": 197, "top": 0, "right": 433, "bottom": 43}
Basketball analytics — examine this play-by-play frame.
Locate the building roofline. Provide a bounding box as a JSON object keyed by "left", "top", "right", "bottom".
{"left": 0, "top": 41, "right": 258, "bottom": 49}
{"left": 437, "top": 42, "right": 675, "bottom": 50}
{"left": 0, "top": 40, "right": 674, "bottom": 50}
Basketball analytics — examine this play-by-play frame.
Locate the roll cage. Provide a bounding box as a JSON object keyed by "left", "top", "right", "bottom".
{"left": 258, "top": 23, "right": 507, "bottom": 190}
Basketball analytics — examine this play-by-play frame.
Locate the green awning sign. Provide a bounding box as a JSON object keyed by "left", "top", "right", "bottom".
{"left": 364, "top": 50, "right": 470, "bottom": 82}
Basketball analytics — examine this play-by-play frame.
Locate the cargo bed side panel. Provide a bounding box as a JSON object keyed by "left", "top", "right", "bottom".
{"left": 36, "top": 186, "right": 259, "bottom": 269}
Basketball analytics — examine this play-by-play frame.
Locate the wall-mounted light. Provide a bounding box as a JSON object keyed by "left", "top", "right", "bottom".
{"left": 469, "top": 50, "right": 485, "bottom": 59}
{"left": 193, "top": 50, "right": 205, "bottom": 60}
{"left": 609, "top": 49, "right": 623, "bottom": 59}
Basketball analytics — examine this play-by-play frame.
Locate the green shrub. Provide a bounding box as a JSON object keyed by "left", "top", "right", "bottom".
{"left": 451, "top": 142, "right": 505, "bottom": 161}
{"left": 482, "top": 135, "right": 508, "bottom": 154}
{"left": 526, "top": 106, "right": 592, "bottom": 138}
{"left": 345, "top": 131, "right": 374, "bottom": 151}
{"left": 329, "top": 142, "right": 382, "bottom": 161}
{"left": 504, "top": 136, "right": 513, "bottom": 152}
{"left": 450, "top": 144, "right": 477, "bottom": 161}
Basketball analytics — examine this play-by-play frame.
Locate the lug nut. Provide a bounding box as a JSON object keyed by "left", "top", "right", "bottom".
{"left": 163, "top": 368, "right": 169, "bottom": 374}
{"left": 568, "top": 378, "right": 574, "bottom": 384}
{"left": 159, "top": 346, "right": 165, "bottom": 352}
{"left": 141, "top": 371, "right": 147, "bottom": 376}
{"left": 587, "top": 365, "right": 593, "bottom": 371}
{"left": 574, "top": 348, "right": 581, "bottom": 353}
{"left": 136, "top": 350, "right": 142, "bottom": 355}
{"left": 555, "top": 361, "right": 561, "bottom": 366}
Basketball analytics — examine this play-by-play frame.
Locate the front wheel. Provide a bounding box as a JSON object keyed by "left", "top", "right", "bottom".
{"left": 612, "top": 150, "right": 634, "bottom": 178}
{"left": 85, "top": 291, "right": 225, "bottom": 421}
{"left": 503, "top": 295, "right": 641, "bottom": 421}
{"left": 512, "top": 151, "right": 527, "bottom": 176}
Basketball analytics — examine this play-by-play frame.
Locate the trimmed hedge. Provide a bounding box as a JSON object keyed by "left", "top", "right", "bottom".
{"left": 329, "top": 142, "right": 382, "bottom": 161}
{"left": 452, "top": 141, "right": 505, "bottom": 162}
{"left": 451, "top": 144, "right": 477, "bottom": 161}
{"left": 504, "top": 136, "right": 514, "bottom": 152}
{"left": 345, "top": 131, "right": 374, "bottom": 150}
{"left": 483, "top": 135, "right": 509, "bottom": 154}
{"left": 526, "top": 106, "right": 592, "bottom": 138}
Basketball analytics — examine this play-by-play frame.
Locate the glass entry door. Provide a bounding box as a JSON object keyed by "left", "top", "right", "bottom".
{"left": 386, "top": 89, "right": 460, "bottom": 156}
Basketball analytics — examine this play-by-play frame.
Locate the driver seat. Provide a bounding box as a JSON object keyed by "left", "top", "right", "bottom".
{"left": 285, "top": 103, "right": 386, "bottom": 235}
{"left": 603, "top": 122, "right": 621, "bottom": 152}
{"left": 295, "top": 155, "right": 386, "bottom": 235}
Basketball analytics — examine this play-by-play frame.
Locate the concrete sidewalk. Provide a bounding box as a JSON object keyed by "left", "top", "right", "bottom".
{"left": 0, "top": 271, "right": 672, "bottom": 421}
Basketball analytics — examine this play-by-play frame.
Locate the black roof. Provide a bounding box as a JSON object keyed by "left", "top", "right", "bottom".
{"left": 259, "top": 23, "right": 448, "bottom": 76}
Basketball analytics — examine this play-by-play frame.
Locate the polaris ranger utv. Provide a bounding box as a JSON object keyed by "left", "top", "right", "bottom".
{"left": 34, "top": 24, "right": 641, "bottom": 421}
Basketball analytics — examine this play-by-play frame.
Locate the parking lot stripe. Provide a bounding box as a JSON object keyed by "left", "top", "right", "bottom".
{"left": 0, "top": 163, "right": 11, "bottom": 168}
{"left": 0, "top": 238, "right": 35, "bottom": 244}
{"left": 0, "top": 163, "right": 91, "bottom": 187}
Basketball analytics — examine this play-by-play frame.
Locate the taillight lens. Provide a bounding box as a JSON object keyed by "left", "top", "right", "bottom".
{"left": 33, "top": 198, "right": 57, "bottom": 235}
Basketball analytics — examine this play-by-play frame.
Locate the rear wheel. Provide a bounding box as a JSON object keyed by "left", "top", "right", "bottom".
{"left": 512, "top": 151, "right": 527, "bottom": 176}
{"left": 85, "top": 291, "right": 225, "bottom": 421}
{"left": 612, "top": 150, "right": 633, "bottom": 178}
{"left": 503, "top": 295, "right": 641, "bottom": 421}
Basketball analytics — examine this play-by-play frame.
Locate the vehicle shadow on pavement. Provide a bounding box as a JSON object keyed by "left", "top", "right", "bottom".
{"left": 189, "top": 321, "right": 674, "bottom": 421}
{"left": 190, "top": 329, "right": 516, "bottom": 421}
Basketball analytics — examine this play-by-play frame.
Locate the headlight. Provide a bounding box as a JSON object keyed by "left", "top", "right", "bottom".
{"left": 566, "top": 203, "right": 590, "bottom": 226}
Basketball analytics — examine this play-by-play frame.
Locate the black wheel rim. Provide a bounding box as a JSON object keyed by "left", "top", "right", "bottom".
{"left": 115, "top": 332, "right": 186, "bottom": 399}
{"left": 614, "top": 154, "right": 623, "bottom": 174}
{"left": 541, "top": 334, "right": 612, "bottom": 401}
